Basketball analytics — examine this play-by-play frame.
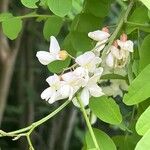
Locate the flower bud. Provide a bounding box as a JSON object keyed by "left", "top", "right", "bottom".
{"left": 59, "top": 50, "right": 68, "bottom": 60}
{"left": 120, "top": 33, "right": 127, "bottom": 42}
{"left": 102, "top": 27, "right": 109, "bottom": 33}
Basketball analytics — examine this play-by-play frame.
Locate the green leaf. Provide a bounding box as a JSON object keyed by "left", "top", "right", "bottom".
{"left": 113, "top": 135, "right": 140, "bottom": 150}
{"left": 139, "top": 0, "right": 150, "bottom": 10}
{"left": 0, "top": 13, "right": 13, "bottom": 22}
{"left": 136, "top": 105, "right": 150, "bottom": 135}
{"left": 123, "top": 64, "right": 150, "bottom": 105}
{"left": 47, "top": 0, "right": 72, "bottom": 17}
{"left": 21, "top": 0, "right": 39, "bottom": 8}
{"left": 70, "top": 31, "right": 93, "bottom": 52}
{"left": 139, "top": 34, "right": 150, "bottom": 71}
{"left": 2, "top": 18, "right": 22, "bottom": 40}
{"left": 71, "top": 13, "right": 103, "bottom": 34}
{"left": 43, "top": 16, "right": 63, "bottom": 40}
{"left": 89, "top": 96, "right": 122, "bottom": 125}
{"left": 84, "top": 0, "right": 111, "bottom": 18}
{"left": 135, "top": 129, "right": 150, "bottom": 150}
{"left": 85, "top": 128, "right": 116, "bottom": 150}
{"left": 47, "top": 58, "right": 71, "bottom": 73}
{"left": 125, "top": 6, "right": 150, "bottom": 34}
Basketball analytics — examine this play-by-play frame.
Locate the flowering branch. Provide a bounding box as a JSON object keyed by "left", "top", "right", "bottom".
{"left": 0, "top": 100, "right": 70, "bottom": 149}
{"left": 102, "top": 0, "right": 134, "bottom": 58}
{"left": 76, "top": 93, "right": 100, "bottom": 150}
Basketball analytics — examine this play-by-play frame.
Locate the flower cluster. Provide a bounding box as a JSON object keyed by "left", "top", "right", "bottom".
{"left": 36, "top": 27, "right": 134, "bottom": 107}
{"left": 36, "top": 36, "right": 104, "bottom": 107}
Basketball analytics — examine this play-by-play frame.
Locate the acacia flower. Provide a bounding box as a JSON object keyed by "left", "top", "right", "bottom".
{"left": 106, "top": 34, "right": 134, "bottom": 68}
{"left": 88, "top": 27, "right": 110, "bottom": 42}
{"left": 88, "top": 27, "right": 110, "bottom": 55}
{"left": 41, "top": 74, "right": 64, "bottom": 104}
{"left": 73, "top": 67, "right": 104, "bottom": 107}
{"left": 36, "top": 36, "right": 68, "bottom": 65}
{"left": 75, "top": 51, "right": 102, "bottom": 73}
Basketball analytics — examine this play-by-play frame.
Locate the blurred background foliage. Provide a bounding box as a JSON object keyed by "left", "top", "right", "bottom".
{"left": 1, "top": 0, "right": 150, "bottom": 149}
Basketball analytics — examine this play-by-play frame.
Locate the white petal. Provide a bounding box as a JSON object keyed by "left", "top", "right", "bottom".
{"left": 36, "top": 51, "right": 55, "bottom": 65}
{"left": 46, "top": 74, "right": 60, "bottom": 86}
{"left": 88, "top": 30, "right": 110, "bottom": 41}
{"left": 48, "top": 91, "right": 56, "bottom": 104}
{"left": 60, "top": 84, "right": 70, "bottom": 98}
{"left": 61, "top": 72, "right": 74, "bottom": 82}
{"left": 124, "top": 40, "right": 134, "bottom": 52}
{"left": 111, "top": 46, "right": 122, "bottom": 59}
{"left": 106, "top": 52, "right": 114, "bottom": 68}
{"left": 89, "top": 84, "right": 104, "bottom": 97}
{"left": 41, "top": 87, "right": 53, "bottom": 101}
{"left": 49, "top": 36, "right": 60, "bottom": 54}
{"left": 80, "top": 88, "right": 90, "bottom": 106}
{"left": 75, "top": 51, "right": 95, "bottom": 66}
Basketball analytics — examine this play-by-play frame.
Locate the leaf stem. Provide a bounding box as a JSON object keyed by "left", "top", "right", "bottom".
{"left": 76, "top": 94, "right": 100, "bottom": 150}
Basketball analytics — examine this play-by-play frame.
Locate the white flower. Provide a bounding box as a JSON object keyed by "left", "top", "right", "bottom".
{"left": 73, "top": 67, "right": 104, "bottom": 107}
{"left": 117, "top": 40, "right": 134, "bottom": 52}
{"left": 36, "top": 36, "right": 68, "bottom": 65}
{"left": 88, "top": 30, "right": 110, "bottom": 42}
{"left": 86, "top": 108, "right": 97, "bottom": 124}
{"left": 102, "top": 80, "right": 128, "bottom": 97}
{"left": 75, "top": 51, "right": 102, "bottom": 73}
{"left": 60, "top": 71, "right": 82, "bottom": 100}
{"left": 41, "top": 74, "right": 64, "bottom": 104}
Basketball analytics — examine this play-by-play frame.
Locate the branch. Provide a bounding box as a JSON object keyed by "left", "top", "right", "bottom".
{"left": 0, "top": 100, "right": 71, "bottom": 149}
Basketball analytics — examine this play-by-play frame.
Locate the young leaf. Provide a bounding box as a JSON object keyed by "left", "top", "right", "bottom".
{"left": 47, "top": 58, "right": 71, "bottom": 73}
{"left": 21, "top": 0, "right": 39, "bottom": 8}
{"left": 136, "top": 105, "right": 150, "bottom": 135}
{"left": 85, "top": 128, "right": 116, "bottom": 150}
{"left": 47, "top": 0, "right": 72, "bottom": 17}
{"left": 43, "top": 16, "right": 63, "bottom": 40}
{"left": 89, "top": 96, "right": 122, "bottom": 125}
{"left": 139, "top": 0, "right": 150, "bottom": 10}
{"left": 123, "top": 64, "right": 150, "bottom": 105}
{"left": 2, "top": 18, "right": 22, "bottom": 40}
{"left": 139, "top": 34, "right": 150, "bottom": 71}
{"left": 0, "top": 13, "right": 13, "bottom": 22}
{"left": 135, "top": 129, "right": 150, "bottom": 150}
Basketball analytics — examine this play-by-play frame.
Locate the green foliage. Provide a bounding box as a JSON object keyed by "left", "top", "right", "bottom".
{"left": 125, "top": 6, "right": 150, "bottom": 34}
{"left": 136, "top": 105, "right": 150, "bottom": 135}
{"left": 135, "top": 129, "right": 150, "bottom": 150}
{"left": 21, "top": 0, "right": 39, "bottom": 8}
{"left": 0, "top": 13, "right": 13, "bottom": 22}
{"left": 70, "top": 31, "right": 93, "bottom": 52}
{"left": 43, "top": 16, "right": 63, "bottom": 40}
{"left": 71, "top": 13, "right": 102, "bottom": 34}
{"left": 123, "top": 64, "right": 150, "bottom": 105}
{"left": 84, "top": 0, "right": 111, "bottom": 18}
{"left": 85, "top": 128, "right": 116, "bottom": 150}
{"left": 139, "top": 34, "right": 150, "bottom": 71}
{"left": 89, "top": 96, "right": 122, "bottom": 125}
{"left": 47, "top": 0, "right": 72, "bottom": 17}
{"left": 47, "top": 58, "right": 71, "bottom": 73}
{"left": 2, "top": 18, "right": 22, "bottom": 40}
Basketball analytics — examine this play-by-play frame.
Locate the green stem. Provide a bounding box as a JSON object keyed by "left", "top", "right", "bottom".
{"left": 27, "top": 135, "right": 34, "bottom": 150}
{"left": 125, "top": 21, "right": 150, "bottom": 27}
{"left": 102, "top": 0, "right": 134, "bottom": 58}
{"left": 76, "top": 94, "right": 100, "bottom": 150}
{"left": 0, "top": 100, "right": 70, "bottom": 137}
